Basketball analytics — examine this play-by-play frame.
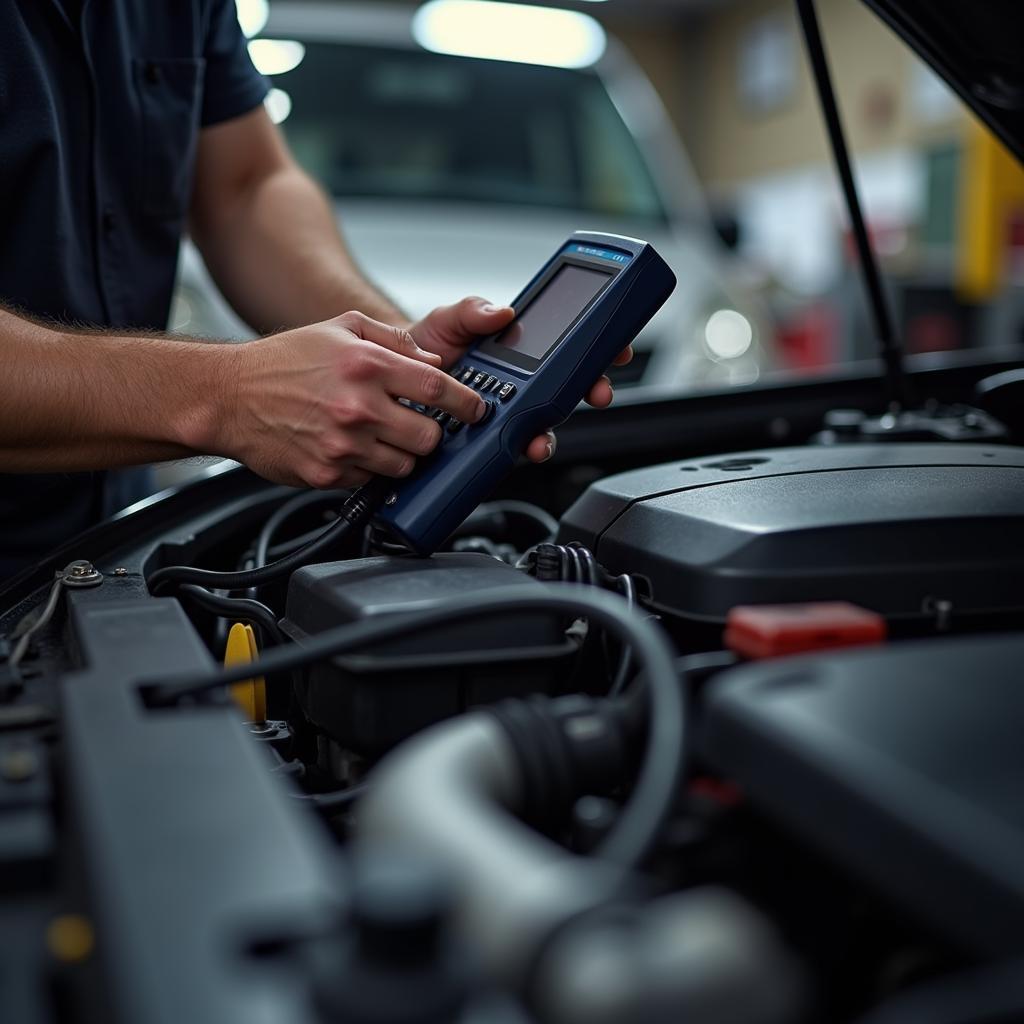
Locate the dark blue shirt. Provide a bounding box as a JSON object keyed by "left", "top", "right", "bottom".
{"left": 0, "top": 0, "right": 268, "bottom": 580}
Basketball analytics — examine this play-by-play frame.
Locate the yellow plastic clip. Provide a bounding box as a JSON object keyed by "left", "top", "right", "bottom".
{"left": 224, "top": 622, "right": 267, "bottom": 722}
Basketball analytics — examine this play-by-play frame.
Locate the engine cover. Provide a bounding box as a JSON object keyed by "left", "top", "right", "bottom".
{"left": 558, "top": 444, "right": 1024, "bottom": 627}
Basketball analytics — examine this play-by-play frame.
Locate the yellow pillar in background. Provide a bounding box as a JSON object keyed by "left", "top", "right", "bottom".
{"left": 957, "top": 118, "right": 1024, "bottom": 302}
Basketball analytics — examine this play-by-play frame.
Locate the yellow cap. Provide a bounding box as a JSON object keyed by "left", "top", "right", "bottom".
{"left": 225, "top": 622, "right": 267, "bottom": 722}
{"left": 47, "top": 914, "right": 95, "bottom": 963}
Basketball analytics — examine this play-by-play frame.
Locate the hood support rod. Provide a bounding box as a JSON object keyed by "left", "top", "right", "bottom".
{"left": 794, "top": 0, "right": 910, "bottom": 409}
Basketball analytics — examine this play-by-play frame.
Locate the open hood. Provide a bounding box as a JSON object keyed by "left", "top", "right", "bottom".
{"left": 863, "top": 0, "right": 1024, "bottom": 165}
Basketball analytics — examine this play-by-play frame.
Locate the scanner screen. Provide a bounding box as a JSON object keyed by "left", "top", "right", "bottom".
{"left": 495, "top": 265, "right": 611, "bottom": 361}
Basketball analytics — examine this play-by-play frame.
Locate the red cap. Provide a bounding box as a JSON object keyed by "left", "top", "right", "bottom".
{"left": 724, "top": 602, "right": 886, "bottom": 660}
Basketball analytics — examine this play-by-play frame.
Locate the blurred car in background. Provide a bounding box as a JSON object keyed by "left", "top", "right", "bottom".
{"left": 174, "top": 1, "right": 774, "bottom": 392}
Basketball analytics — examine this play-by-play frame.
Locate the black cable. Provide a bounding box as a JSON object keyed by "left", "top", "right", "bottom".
{"left": 290, "top": 782, "right": 370, "bottom": 810}
{"left": 254, "top": 489, "right": 348, "bottom": 567}
{"left": 177, "top": 585, "right": 287, "bottom": 647}
{"left": 142, "top": 585, "right": 683, "bottom": 870}
{"left": 267, "top": 522, "right": 333, "bottom": 561}
{"left": 456, "top": 500, "right": 558, "bottom": 544}
{"left": 608, "top": 573, "right": 637, "bottom": 697}
{"left": 147, "top": 479, "right": 391, "bottom": 595}
{"left": 794, "top": 0, "right": 909, "bottom": 410}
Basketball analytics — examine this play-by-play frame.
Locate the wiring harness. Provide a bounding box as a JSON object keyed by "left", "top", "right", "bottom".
{"left": 521, "top": 541, "right": 645, "bottom": 695}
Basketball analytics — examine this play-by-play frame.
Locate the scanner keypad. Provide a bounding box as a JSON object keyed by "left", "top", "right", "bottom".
{"left": 429, "top": 364, "right": 517, "bottom": 435}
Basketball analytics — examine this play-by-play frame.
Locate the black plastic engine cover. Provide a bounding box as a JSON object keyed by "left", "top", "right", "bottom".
{"left": 700, "top": 632, "right": 1024, "bottom": 956}
{"left": 281, "top": 553, "right": 576, "bottom": 757}
{"left": 558, "top": 444, "right": 1024, "bottom": 626}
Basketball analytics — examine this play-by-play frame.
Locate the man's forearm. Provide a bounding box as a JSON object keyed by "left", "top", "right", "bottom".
{"left": 192, "top": 162, "right": 406, "bottom": 334}
{"left": 0, "top": 307, "right": 231, "bottom": 472}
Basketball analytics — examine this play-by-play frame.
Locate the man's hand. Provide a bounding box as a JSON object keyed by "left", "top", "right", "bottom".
{"left": 410, "top": 296, "right": 633, "bottom": 463}
{"left": 218, "top": 311, "right": 486, "bottom": 489}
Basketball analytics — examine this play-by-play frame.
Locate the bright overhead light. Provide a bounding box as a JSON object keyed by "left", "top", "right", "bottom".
{"left": 704, "top": 309, "right": 753, "bottom": 360}
{"left": 248, "top": 39, "right": 306, "bottom": 75}
{"left": 412, "top": 0, "right": 607, "bottom": 70}
{"left": 264, "top": 87, "right": 292, "bottom": 125}
{"left": 235, "top": 0, "right": 269, "bottom": 38}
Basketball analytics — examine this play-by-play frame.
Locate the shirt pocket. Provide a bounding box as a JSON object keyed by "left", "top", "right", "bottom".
{"left": 132, "top": 57, "right": 206, "bottom": 220}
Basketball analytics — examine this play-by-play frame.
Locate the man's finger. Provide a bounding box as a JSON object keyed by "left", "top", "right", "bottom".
{"left": 384, "top": 355, "right": 486, "bottom": 425}
{"left": 525, "top": 430, "right": 556, "bottom": 463}
{"left": 337, "top": 310, "right": 442, "bottom": 364}
{"left": 612, "top": 345, "right": 633, "bottom": 367}
{"left": 375, "top": 400, "right": 445, "bottom": 457}
{"left": 354, "top": 441, "right": 420, "bottom": 479}
{"left": 585, "top": 375, "right": 614, "bottom": 408}
{"left": 411, "top": 296, "right": 515, "bottom": 351}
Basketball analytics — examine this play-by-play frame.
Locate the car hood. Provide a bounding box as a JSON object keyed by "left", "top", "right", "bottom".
{"left": 862, "top": 1, "right": 1023, "bottom": 166}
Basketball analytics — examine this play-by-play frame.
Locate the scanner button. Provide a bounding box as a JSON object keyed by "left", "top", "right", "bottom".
{"left": 488, "top": 377, "right": 503, "bottom": 394}
{"left": 459, "top": 367, "right": 475, "bottom": 384}
{"left": 481, "top": 375, "right": 497, "bottom": 391}
{"left": 497, "top": 382, "right": 517, "bottom": 401}
{"left": 432, "top": 409, "right": 451, "bottom": 427}
{"left": 447, "top": 419, "right": 464, "bottom": 434}
{"left": 471, "top": 372, "right": 487, "bottom": 389}
{"left": 476, "top": 400, "right": 496, "bottom": 425}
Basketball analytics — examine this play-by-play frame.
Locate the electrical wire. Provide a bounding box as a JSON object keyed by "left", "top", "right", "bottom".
{"left": 147, "top": 479, "right": 391, "bottom": 595}
{"left": 6, "top": 575, "right": 64, "bottom": 670}
{"left": 267, "top": 522, "right": 334, "bottom": 561}
{"left": 254, "top": 489, "right": 348, "bottom": 568}
{"left": 458, "top": 500, "right": 558, "bottom": 544}
{"left": 289, "top": 782, "right": 370, "bottom": 810}
{"left": 521, "top": 542, "right": 642, "bottom": 697}
{"left": 176, "top": 585, "right": 287, "bottom": 647}
{"left": 608, "top": 572, "right": 638, "bottom": 696}
{"left": 142, "top": 585, "right": 683, "bottom": 870}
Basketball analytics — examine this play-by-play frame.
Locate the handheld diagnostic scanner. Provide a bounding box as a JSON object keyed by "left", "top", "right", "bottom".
{"left": 375, "top": 231, "right": 677, "bottom": 555}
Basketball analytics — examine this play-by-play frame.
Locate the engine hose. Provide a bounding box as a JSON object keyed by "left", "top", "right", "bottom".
{"left": 356, "top": 705, "right": 804, "bottom": 1024}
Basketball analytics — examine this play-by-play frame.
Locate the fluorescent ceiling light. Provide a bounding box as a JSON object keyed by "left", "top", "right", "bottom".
{"left": 412, "top": 0, "right": 606, "bottom": 70}
{"left": 248, "top": 39, "right": 306, "bottom": 75}
{"left": 235, "top": 0, "right": 269, "bottom": 38}
{"left": 264, "top": 87, "right": 293, "bottom": 125}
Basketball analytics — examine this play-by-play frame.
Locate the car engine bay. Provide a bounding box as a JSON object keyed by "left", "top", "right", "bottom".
{"left": 6, "top": 1, "right": 1024, "bottom": 1020}
{"left": 4, "top": 357, "right": 1024, "bottom": 1024}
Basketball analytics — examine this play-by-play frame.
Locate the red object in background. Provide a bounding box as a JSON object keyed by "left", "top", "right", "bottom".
{"left": 776, "top": 302, "right": 840, "bottom": 371}
{"left": 906, "top": 311, "right": 960, "bottom": 353}
{"left": 1008, "top": 207, "right": 1024, "bottom": 279}
{"left": 725, "top": 602, "right": 887, "bottom": 660}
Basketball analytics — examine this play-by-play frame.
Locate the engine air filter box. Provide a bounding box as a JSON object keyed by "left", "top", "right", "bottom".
{"left": 281, "top": 553, "right": 576, "bottom": 756}
{"left": 558, "top": 444, "right": 1024, "bottom": 631}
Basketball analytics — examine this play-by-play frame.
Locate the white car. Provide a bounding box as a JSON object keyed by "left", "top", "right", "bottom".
{"left": 174, "top": 1, "right": 772, "bottom": 392}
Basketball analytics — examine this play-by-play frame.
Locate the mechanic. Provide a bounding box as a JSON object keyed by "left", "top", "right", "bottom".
{"left": 0, "top": 0, "right": 629, "bottom": 580}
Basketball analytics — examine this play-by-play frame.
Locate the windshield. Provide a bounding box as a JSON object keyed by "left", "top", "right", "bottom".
{"left": 270, "top": 41, "right": 668, "bottom": 222}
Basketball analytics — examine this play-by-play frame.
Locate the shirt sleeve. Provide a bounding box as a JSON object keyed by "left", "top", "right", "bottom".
{"left": 200, "top": 0, "right": 270, "bottom": 127}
